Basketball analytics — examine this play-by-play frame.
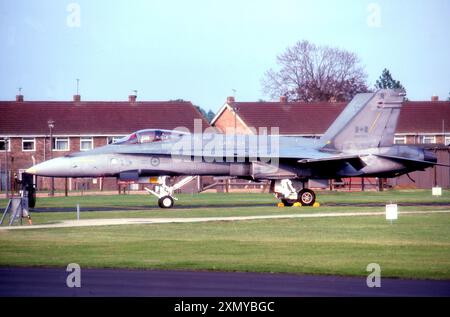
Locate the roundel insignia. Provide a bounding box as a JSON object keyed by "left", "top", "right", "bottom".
{"left": 151, "top": 157, "right": 160, "bottom": 167}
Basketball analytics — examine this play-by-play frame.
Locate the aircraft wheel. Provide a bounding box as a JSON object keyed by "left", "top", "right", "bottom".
{"left": 158, "top": 196, "right": 174, "bottom": 208}
{"left": 298, "top": 189, "right": 316, "bottom": 206}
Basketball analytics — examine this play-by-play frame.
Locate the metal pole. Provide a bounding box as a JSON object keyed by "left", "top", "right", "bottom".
{"left": 50, "top": 127, "right": 54, "bottom": 196}
{"left": 434, "top": 165, "right": 437, "bottom": 187}
{"left": 48, "top": 120, "right": 55, "bottom": 196}
{"left": 234, "top": 109, "right": 237, "bottom": 163}
{"left": 4, "top": 138, "right": 9, "bottom": 199}
{"left": 234, "top": 109, "right": 237, "bottom": 134}
{"left": 233, "top": 106, "right": 239, "bottom": 163}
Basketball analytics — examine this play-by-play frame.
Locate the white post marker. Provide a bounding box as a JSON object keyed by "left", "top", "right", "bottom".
{"left": 432, "top": 187, "right": 442, "bottom": 196}
{"left": 77, "top": 204, "right": 80, "bottom": 221}
{"left": 385, "top": 204, "right": 398, "bottom": 224}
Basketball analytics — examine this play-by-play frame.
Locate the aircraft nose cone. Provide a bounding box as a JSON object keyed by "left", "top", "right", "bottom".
{"left": 25, "top": 167, "right": 38, "bottom": 175}
{"left": 25, "top": 157, "right": 72, "bottom": 177}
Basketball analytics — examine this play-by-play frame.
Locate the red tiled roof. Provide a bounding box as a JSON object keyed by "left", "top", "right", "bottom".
{"left": 225, "top": 101, "right": 450, "bottom": 135}
{"left": 234, "top": 102, "right": 346, "bottom": 135}
{"left": 0, "top": 101, "right": 210, "bottom": 135}
{"left": 397, "top": 101, "right": 450, "bottom": 133}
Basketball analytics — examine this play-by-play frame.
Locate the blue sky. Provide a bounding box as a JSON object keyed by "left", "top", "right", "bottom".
{"left": 1, "top": 0, "right": 449, "bottom": 111}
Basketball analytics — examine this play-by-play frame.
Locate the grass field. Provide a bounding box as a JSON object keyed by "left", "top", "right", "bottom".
{"left": 1, "top": 190, "right": 450, "bottom": 279}
{"left": 2, "top": 190, "right": 450, "bottom": 224}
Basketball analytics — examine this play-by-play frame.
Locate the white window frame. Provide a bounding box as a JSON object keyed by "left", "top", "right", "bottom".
{"left": 80, "top": 137, "right": 94, "bottom": 151}
{"left": 422, "top": 135, "right": 436, "bottom": 144}
{"left": 445, "top": 136, "right": 450, "bottom": 146}
{"left": 0, "top": 138, "right": 11, "bottom": 152}
{"left": 394, "top": 136, "right": 407, "bottom": 145}
{"left": 52, "top": 137, "right": 70, "bottom": 151}
{"left": 22, "top": 137, "right": 36, "bottom": 151}
{"left": 107, "top": 136, "right": 126, "bottom": 144}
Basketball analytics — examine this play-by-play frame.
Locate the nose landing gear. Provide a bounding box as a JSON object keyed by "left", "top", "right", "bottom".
{"left": 144, "top": 176, "right": 198, "bottom": 208}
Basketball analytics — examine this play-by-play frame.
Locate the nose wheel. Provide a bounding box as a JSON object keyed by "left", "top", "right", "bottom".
{"left": 158, "top": 196, "right": 174, "bottom": 208}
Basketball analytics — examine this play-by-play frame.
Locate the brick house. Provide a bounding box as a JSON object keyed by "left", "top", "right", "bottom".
{"left": 211, "top": 96, "right": 450, "bottom": 189}
{"left": 0, "top": 94, "right": 210, "bottom": 192}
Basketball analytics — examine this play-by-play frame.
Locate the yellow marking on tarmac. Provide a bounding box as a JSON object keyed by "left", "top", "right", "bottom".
{"left": 369, "top": 112, "right": 382, "bottom": 133}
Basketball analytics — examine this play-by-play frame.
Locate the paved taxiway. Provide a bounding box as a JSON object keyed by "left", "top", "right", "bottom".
{"left": 1, "top": 267, "right": 449, "bottom": 297}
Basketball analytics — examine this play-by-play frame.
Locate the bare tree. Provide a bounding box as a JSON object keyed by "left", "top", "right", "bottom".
{"left": 262, "top": 40, "right": 369, "bottom": 102}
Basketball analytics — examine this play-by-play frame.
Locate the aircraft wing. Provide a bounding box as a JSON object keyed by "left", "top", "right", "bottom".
{"left": 297, "top": 155, "right": 367, "bottom": 171}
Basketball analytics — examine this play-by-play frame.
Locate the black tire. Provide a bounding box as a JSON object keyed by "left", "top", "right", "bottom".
{"left": 158, "top": 196, "right": 174, "bottom": 208}
{"left": 298, "top": 188, "right": 316, "bottom": 206}
{"left": 281, "top": 199, "right": 296, "bottom": 207}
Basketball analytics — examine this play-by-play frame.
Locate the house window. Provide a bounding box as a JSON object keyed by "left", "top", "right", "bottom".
{"left": 394, "top": 136, "right": 407, "bottom": 144}
{"left": 80, "top": 137, "right": 93, "bottom": 151}
{"left": 0, "top": 138, "right": 11, "bottom": 151}
{"left": 422, "top": 136, "right": 436, "bottom": 144}
{"left": 52, "top": 137, "right": 70, "bottom": 151}
{"left": 22, "top": 138, "right": 36, "bottom": 151}
{"left": 445, "top": 136, "right": 450, "bottom": 146}
{"left": 107, "top": 136, "right": 126, "bottom": 144}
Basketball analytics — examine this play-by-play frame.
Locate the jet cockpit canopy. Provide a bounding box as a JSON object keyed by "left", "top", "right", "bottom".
{"left": 113, "top": 129, "right": 190, "bottom": 145}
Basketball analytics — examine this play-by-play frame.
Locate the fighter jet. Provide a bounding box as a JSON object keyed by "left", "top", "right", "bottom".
{"left": 25, "top": 89, "right": 445, "bottom": 208}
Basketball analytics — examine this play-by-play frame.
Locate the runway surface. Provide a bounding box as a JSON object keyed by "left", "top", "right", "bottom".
{"left": 1, "top": 210, "right": 449, "bottom": 230}
{"left": 1, "top": 267, "right": 449, "bottom": 297}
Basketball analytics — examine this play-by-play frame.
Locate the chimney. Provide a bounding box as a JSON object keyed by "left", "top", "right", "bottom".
{"left": 227, "top": 96, "right": 235, "bottom": 104}
{"left": 73, "top": 94, "right": 81, "bottom": 102}
{"left": 280, "top": 95, "right": 288, "bottom": 104}
{"left": 129, "top": 94, "right": 137, "bottom": 103}
{"left": 431, "top": 95, "right": 439, "bottom": 102}
{"left": 16, "top": 95, "right": 24, "bottom": 102}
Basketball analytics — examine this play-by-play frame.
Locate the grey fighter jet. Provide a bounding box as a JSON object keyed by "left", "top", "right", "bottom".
{"left": 25, "top": 89, "right": 445, "bottom": 208}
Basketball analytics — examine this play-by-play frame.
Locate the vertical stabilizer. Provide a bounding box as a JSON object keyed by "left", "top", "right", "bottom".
{"left": 321, "top": 89, "right": 405, "bottom": 152}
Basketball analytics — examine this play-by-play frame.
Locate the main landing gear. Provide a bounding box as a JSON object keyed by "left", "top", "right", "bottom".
{"left": 144, "top": 176, "right": 197, "bottom": 208}
{"left": 272, "top": 179, "right": 316, "bottom": 207}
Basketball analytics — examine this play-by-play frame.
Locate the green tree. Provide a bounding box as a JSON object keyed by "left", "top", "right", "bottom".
{"left": 195, "top": 106, "right": 215, "bottom": 123}
{"left": 375, "top": 68, "right": 405, "bottom": 91}
{"left": 206, "top": 110, "right": 215, "bottom": 123}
